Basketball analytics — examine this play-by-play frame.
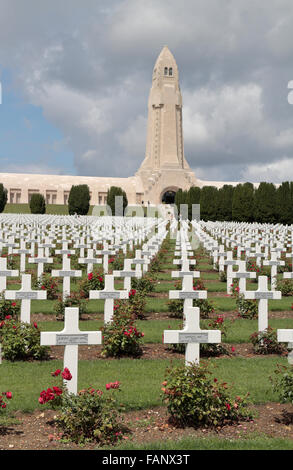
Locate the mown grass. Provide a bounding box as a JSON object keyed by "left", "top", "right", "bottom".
{"left": 102, "top": 435, "right": 293, "bottom": 450}
{"left": 0, "top": 356, "right": 288, "bottom": 413}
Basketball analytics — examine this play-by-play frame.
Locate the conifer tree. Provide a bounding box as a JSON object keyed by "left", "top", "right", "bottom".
{"left": 254, "top": 182, "right": 276, "bottom": 223}
{"left": 68, "top": 184, "right": 90, "bottom": 215}
{"left": 0, "top": 183, "right": 8, "bottom": 213}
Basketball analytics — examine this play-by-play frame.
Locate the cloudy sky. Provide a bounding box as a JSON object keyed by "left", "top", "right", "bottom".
{"left": 0, "top": 0, "right": 293, "bottom": 183}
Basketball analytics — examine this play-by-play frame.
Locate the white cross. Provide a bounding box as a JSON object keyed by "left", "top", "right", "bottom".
{"left": 28, "top": 247, "right": 53, "bottom": 279}
{"left": 244, "top": 276, "right": 281, "bottom": 332}
{"left": 40, "top": 307, "right": 102, "bottom": 394}
{"left": 89, "top": 274, "right": 129, "bottom": 324}
{"left": 164, "top": 305, "right": 221, "bottom": 365}
{"left": 0, "top": 257, "right": 19, "bottom": 292}
{"left": 95, "top": 242, "right": 116, "bottom": 274}
{"left": 169, "top": 275, "right": 207, "bottom": 310}
{"left": 52, "top": 256, "right": 82, "bottom": 300}
{"left": 171, "top": 258, "right": 200, "bottom": 279}
{"left": 132, "top": 250, "right": 150, "bottom": 274}
{"left": 277, "top": 329, "right": 293, "bottom": 364}
{"left": 5, "top": 273, "right": 47, "bottom": 323}
{"left": 253, "top": 243, "right": 266, "bottom": 267}
{"left": 113, "top": 258, "right": 142, "bottom": 290}
{"left": 234, "top": 260, "right": 256, "bottom": 293}
{"left": 55, "top": 241, "right": 75, "bottom": 262}
{"left": 39, "top": 237, "right": 56, "bottom": 257}
{"left": 224, "top": 251, "right": 237, "bottom": 294}
{"left": 13, "top": 240, "right": 30, "bottom": 272}
{"left": 78, "top": 248, "right": 102, "bottom": 274}
{"left": 263, "top": 251, "right": 284, "bottom": 290}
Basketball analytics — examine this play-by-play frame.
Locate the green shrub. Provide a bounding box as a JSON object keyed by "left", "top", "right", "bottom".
{"left": 275, "top": 279, "right": 293, "bottom": 296}
{"left": 106, "top": 186, "right": 128, "bottom": 216}
{"left": 0, "top": 318, "right": 49, "bottom": 361}
{"left": 250, "top": 326, "right": 288, "bottom": 355}
{"left": 68, "top": 184, "right": 90, "bottom": 215}
{"left": 56, "top": 384, "right": 124, "bottom": 445}
{"left": 29, "top": 193, "right": 46, "bottom": 214}
{"left": 32, "top": 274, "right": 59, "bottom": 300}
{"left": 132, "top": 274, "right": 156, "bottom": 293}
{"left": 0, "top": 390, "right": 13, "bottom": 411}
{"left": 101, "top": 310, "right": 144, "bottom": 357}
{"left": 54, "top": 293, "right": 88, "bottom": 320}
{"left": 271, "top": 364, "right": 293, "bottom": 406}
{"left": 0, "top": 183, "right": 8, "bottom": 213}
{"left": 79, "top": 271, "right": 104, "bottom": 298}
{"left": 0, "top": 293, "right": 20, "bottom": 321}
{"left": 39, "top": 369, "right": 125, "bottom": 445}
{"left": 161, "top": 361, "right": 252, "bottom": 427}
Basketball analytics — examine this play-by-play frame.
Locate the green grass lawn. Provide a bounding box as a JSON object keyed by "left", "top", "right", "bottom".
{"left": 0, "top": 356, "right": 288, "bottom": 413}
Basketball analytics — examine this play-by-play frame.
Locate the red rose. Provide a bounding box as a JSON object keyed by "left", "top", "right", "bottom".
{"left": 61, "top": 368, "right": 72, "bottom": 381}
{"left": 5, "top": 392, "right": 12, "bottom": 399}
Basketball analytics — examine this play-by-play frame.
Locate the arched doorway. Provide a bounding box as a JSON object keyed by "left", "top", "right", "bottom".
{"left": 161, "top": 190, "right": 176, "bottom": 204}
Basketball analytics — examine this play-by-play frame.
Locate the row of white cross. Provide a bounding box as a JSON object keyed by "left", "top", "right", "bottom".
{"left": 196, "top": 221, "right": 293, "bottom": 363}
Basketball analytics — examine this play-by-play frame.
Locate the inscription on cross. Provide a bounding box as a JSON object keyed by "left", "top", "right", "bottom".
{"left": 41, "top": 307, "right": 102, "bottom": 394}
{"left": 244, "top": 276, "right": 281, "bottom": 332}
{"left": 164, "top": 305, "right": 221, "bottom": 365}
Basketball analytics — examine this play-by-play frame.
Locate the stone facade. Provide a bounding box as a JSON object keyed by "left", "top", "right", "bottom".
{"left": 0, "top": 46, "right": 238, "bottom": 207}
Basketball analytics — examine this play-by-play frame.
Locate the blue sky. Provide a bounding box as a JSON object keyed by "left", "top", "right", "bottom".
{"left": 0, "top": 69, "right": 74, "bottom": 174}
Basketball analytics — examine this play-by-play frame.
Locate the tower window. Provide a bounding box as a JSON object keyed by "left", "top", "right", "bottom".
{"left": 164, "top": 67, "right": 168, "bottom": 76}
{"left": 169, "top": 67, "right": 173, "bottom": 76}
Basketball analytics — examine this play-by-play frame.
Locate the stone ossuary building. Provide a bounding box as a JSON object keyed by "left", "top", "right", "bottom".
{"left": 0, "top": 46, "right": 238, "bottom": 208}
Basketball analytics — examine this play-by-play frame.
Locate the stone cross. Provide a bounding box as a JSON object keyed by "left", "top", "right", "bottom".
{"left": 39, "top": 237, "right": 56, "bottom": 258}
{"left": 234, "top": 260, "right": 256, "bottom": 293}
{"left": 40, "top": 307, "right": 102, "bottom": 395}
{"left": 164, "top": 305, "right": 221, "bottom": 365}
{"left": 89, "top": 274, "right": 129, "bottom": 324}
{"left": 132, "top": 250, "right": 150, "bottom": 274}
{"left": 52, "top": 256, "right": 82, "bottom": 300}
{"left": 173, "top": 255, "right": 196, "bottom": 267}
{"left": 263, "top": 251, "right": 284, "bottom": 290}
{"left": 28, "top": 247, "right": 53, "bottom": 279}
{"left": 277, "top": 329, "right": 293, "bottom": 365}
{"left": 95, "top": 242, "right": 116, "bottom": 274}
{"left": 78, "top": 248, "right": 102, "bottom": 274}
{"left": 244, "top": 276, "right": 281, "bottom": 332}
{"left": 224, "top": 251, "right": 237, "bottom": 294}
{"left": 171, "top": 258, "right": 200, "bottom": 279}
{"left": 113, "top": 258, "right": 142, "bottom": 291}
{"left": 5, "top": 273, "right": 47, "bottom": 323}
{"left": 55, "top": 241, "right": 75, "bottom": 262}
{"left": 0, "top": 257, "right": 19, "bottom": 293}
{"left": 217, "top": 245, "right": 227, "bottom": 271}
{"left": 13, "top": 240, "right": 31, "bottom": 272}
{"left": 169, "top": 275, "right": 207, "bottom": 310}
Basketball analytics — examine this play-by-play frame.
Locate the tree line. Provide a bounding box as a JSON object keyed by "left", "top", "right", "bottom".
{"left": 0, "top": 184, "right": 128, "bottom": 215}
{"left": 175, "top": 182, "right": 293, "bottom": 224}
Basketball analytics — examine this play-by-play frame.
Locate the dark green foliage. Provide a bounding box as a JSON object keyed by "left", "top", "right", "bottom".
{"left": 254, "top": 182, "right": 277, "bottom": 223}
{"left": 187, "top": 186, "right": 201, "bottom": 220}
{"left": 0, "top": 183, "right": 7, "bottom": 213}
{"left": 68, "top": 184, "right": 90, "bottom": 215}
{"left": 106, "top": 186, "right": 128, "bottom": 216}
{"left": 29, "top": 193, "right": 46, "bottom": 214}
{"left": 276, "top": 182, "right": 293, "bottom": 225}
{"left": 200, "top": 186, "right": 219, "bottom": 221}
{"left": 232, "top": 183, "right": 254, "bottom": 222}
{"left": 217, "top": 185, "right": 234, "bottom": 221}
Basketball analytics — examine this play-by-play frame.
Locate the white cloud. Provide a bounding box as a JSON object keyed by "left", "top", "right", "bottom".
{"left": 242, "top": 157, "right": 293, "bottom": 183}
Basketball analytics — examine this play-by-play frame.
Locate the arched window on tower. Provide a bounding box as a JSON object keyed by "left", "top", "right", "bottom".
{"left": 169, "top": 67, "right": 173, "bottom": 76}
{"left": 164, "top": 67, "right": 168, "bottom": 76}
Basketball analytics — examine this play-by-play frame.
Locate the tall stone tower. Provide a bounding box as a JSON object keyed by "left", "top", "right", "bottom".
{"left": 136, "top": 46, "right": 198, "bottom": 204}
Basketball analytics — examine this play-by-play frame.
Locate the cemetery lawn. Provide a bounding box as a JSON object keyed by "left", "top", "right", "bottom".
{"left": 1, "top": 230, "right": 293, "bottom": 450}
